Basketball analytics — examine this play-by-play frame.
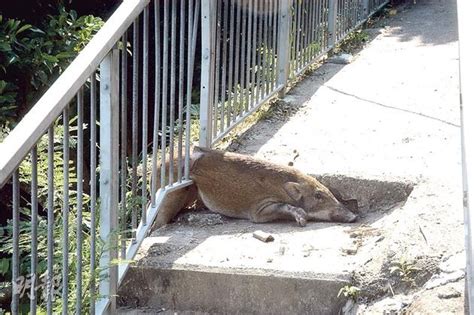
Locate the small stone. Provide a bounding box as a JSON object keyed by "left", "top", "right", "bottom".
{"left": 253, "top": 230, "right": 274, "bottom": 242}
{"left": 267, "top": 258, "right": 273, "bottom": 263}
{"left": 341, "top": 246, "right": 358, "bottom": 255}
{"left": 437, "top": 287, "right": 461, "bottom": 299}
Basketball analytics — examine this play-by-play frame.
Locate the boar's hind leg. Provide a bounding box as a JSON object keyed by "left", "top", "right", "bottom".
{"left": 152, "top": 185, "right": 198, "bottom": 230}
{"left": 252, "top": 203, "right": 308, "bottom": 227}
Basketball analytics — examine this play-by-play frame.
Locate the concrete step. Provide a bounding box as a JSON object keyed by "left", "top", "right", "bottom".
{"left": 117, "top": 175, "right": 411, "bottom": 314}
{"left": 118, "top": 261, "right": 349, "bottom": 314}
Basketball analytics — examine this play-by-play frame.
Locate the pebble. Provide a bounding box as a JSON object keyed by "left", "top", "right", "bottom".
{"left": 437, "top": 287, "right": 461, "bottom": 299}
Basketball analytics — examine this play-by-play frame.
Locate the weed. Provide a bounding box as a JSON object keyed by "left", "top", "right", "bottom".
{"left": 338, "top": 285, "right": 361, "bottom": 301}
{"left": 390, "top": 256, "right": 419, "bottom": 285}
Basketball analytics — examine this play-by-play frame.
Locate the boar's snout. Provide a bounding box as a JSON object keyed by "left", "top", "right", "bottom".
{"left": 332, "top": 205, "right": 358, "bottom": 223}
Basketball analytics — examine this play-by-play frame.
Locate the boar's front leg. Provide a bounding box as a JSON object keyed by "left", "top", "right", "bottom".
{"left": 152, "top": 184, "right": 198, "bottom": 230}
{"left": 252, "top": 203, "right": 308, "bottom": 227}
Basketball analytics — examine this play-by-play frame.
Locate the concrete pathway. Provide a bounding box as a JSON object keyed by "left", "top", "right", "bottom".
{"left": 233, "top": 0, "right": 464, "bottom": 312}
{"left": 119, "top": 1, "right": 464, "bottom": 313}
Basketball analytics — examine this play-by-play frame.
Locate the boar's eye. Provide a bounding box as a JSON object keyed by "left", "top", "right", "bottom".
{"left": 315, "top": 192, "right": 323, "bottom": 200}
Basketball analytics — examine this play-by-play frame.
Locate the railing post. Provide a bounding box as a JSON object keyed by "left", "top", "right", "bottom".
{"left": 362, "top": 0, "right": 370, "bottom": 18}
{"left": 277, "top": 0, "right": 291, "bottom": 97}
{"left": 328, "top": 0, "right": 338, "bottom": 47}
{"left": 98, "top": 47, "right": 120, "bottom": 314}
{"left": 199, "top": 0, "right": 216, "bottom": 148}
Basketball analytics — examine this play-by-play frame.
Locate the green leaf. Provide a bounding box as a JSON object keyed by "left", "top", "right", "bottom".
{"left": 16, "top": 24, "right": 32, "bottom": 35}
{"left": 0, "top": 258, "right": 10, "bottom": 276}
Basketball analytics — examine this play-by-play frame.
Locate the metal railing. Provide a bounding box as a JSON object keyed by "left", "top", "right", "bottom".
{"left": 0, "top": 0, "right": 388, "bottom": 314}
{"left": 0, "top": 0, "right": 199, "bottom": 314}
{"left": 199, "top": 0, "right": 389, "bottom": 146}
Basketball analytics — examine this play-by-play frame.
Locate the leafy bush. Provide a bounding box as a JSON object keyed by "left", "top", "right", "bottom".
{"left": 0, "top": 8, "right": 103, "bottom": 128}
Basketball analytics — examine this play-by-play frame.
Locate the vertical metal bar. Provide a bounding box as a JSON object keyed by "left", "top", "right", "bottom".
{"left": 161, "top": 0, "right": 169, "bottom": 187}
{"left": 120, "top": 31, "right": 128, "bottom": 258}
{"left": 338, "top": 0, "right": 342, "bottom": 38}
{"left": 245, "top": 0, "right": 253, "bottom": 111}
{"left": 220, "top": 0, "right": 229, "bottom": 133}
{"left": 240, "top": 0, "right": 248, "bottom": 114}
{"left": 306, "top": 0, "right": 312, "bottom": 61}
{"left": 250, "top": 0, "right": 258, "bottom": 107}
{"left": 295, "top": 0, "right": 303, "bottom": 71}
{"left": 61, "top": 106, "right": 69, "bottom": 315}
{"left": 324, "top": 0, "right": 328, "bottom": 46}
{"left": 302, "top": 0, "right": 308, "bottom": 68}
{"left": 178, "top": 0, "right": 185, "bottom": 180}
{"left": 152, "top": 0, "right": 161, "bottom": 205}
{"left": 315, "top": 0, "right": 322, "bottom": 54}
{"left": 256, "top": 0, "right": 263, "bottom": 102}
{"left": 75, "top": 88, "right": 84, "bottom": 315}
{"left": 213, "top": 0, "right": 222, "bottom": 138}
{"left": 346, "top": 0, "right": 350, "bottom": 34}
{"left": 11, "top": 169, "right": 19, "bottom": 315}
{"left": 271, "top": 0, "right": 278, "bottom": 89}
{"left": 89, "top": 73, "right": 97, "bottom": 315}
{"left": 30, "top": 146, "right": 38, "bottom": 315}
{"left": 227, "top": 0, "right": 235, "bottom": 126}
{"left": 233, "top": 0, "right": 242, "bottom": 116}
{"left": 328, "top": 0, "right": 338, "bottom": 47}
{"left": 341, "top": 0, "right": 344, "bottom": 37}
{"left": 142, "top": 6, "right": 149, "bottom": 225}
{"left": 185, "top": 0, "right": 200, "bottom": 179}
{"left": 289, "top": 0, "right": 296, "bottom": 76}
{"left": 338, "top": 0, "right": 342, "bottom": 39}
{"left": 46, "top": 126, "right": 54, "bottom": 315}
{"left": 309, "top": 0, "right": 315, "bottom": 60}
{"left": 99, "top": 48, "right": 120, "bottom": 314}
{"left": 169, "top": 0, "right": 177, "bottom": 184}
{"left": 323, "top": 0, "right": 328, "bottom": 49}
{"left": 349, "top": 0, "right": 353, "bottom": 31}
{"left": 277, "top": 0, "right": 291, "bottom": 97}
{"left": 131, "top": 19, "right": 139, "bottom": 241}
{"left": 343, "top": 0, "right": 348, "bottom": 37}
{"left": 199, "top": 0, "right": 215, "bottom": 147}
{"left": 262, "top": 0, "right": 269, "bottom": 97}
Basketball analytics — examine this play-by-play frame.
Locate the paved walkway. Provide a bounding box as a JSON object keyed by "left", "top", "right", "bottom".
{"left": 234, "top": 0, "right": 464, "bottom": 311}
{"left": 121, "top": 1, "right": 464, "bottom": 313}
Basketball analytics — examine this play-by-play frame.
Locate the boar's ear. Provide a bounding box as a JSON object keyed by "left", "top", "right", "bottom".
{"left": 283, "top": 182, "right": 303, "bottom": 202}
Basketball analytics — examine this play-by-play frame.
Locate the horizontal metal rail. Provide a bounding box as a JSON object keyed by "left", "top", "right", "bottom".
{"left": 0, "top": 0, "right": 149, "bottom": 187}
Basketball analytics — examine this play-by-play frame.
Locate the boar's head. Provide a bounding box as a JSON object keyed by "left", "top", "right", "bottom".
{"left": 283, "top": 178, "right": 357, "bottom": 223}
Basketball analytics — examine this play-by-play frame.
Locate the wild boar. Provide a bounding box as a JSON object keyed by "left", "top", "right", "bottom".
{"left": 189, "top": 147, "right": 357, "bottom": 226}
{"left": 153, "top": 147, "right": 357, "bottom": 228}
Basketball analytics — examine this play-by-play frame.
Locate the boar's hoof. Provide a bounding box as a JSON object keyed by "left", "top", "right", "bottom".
{"left": 296, "top": 215, "right": 307, "bottom": 227}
